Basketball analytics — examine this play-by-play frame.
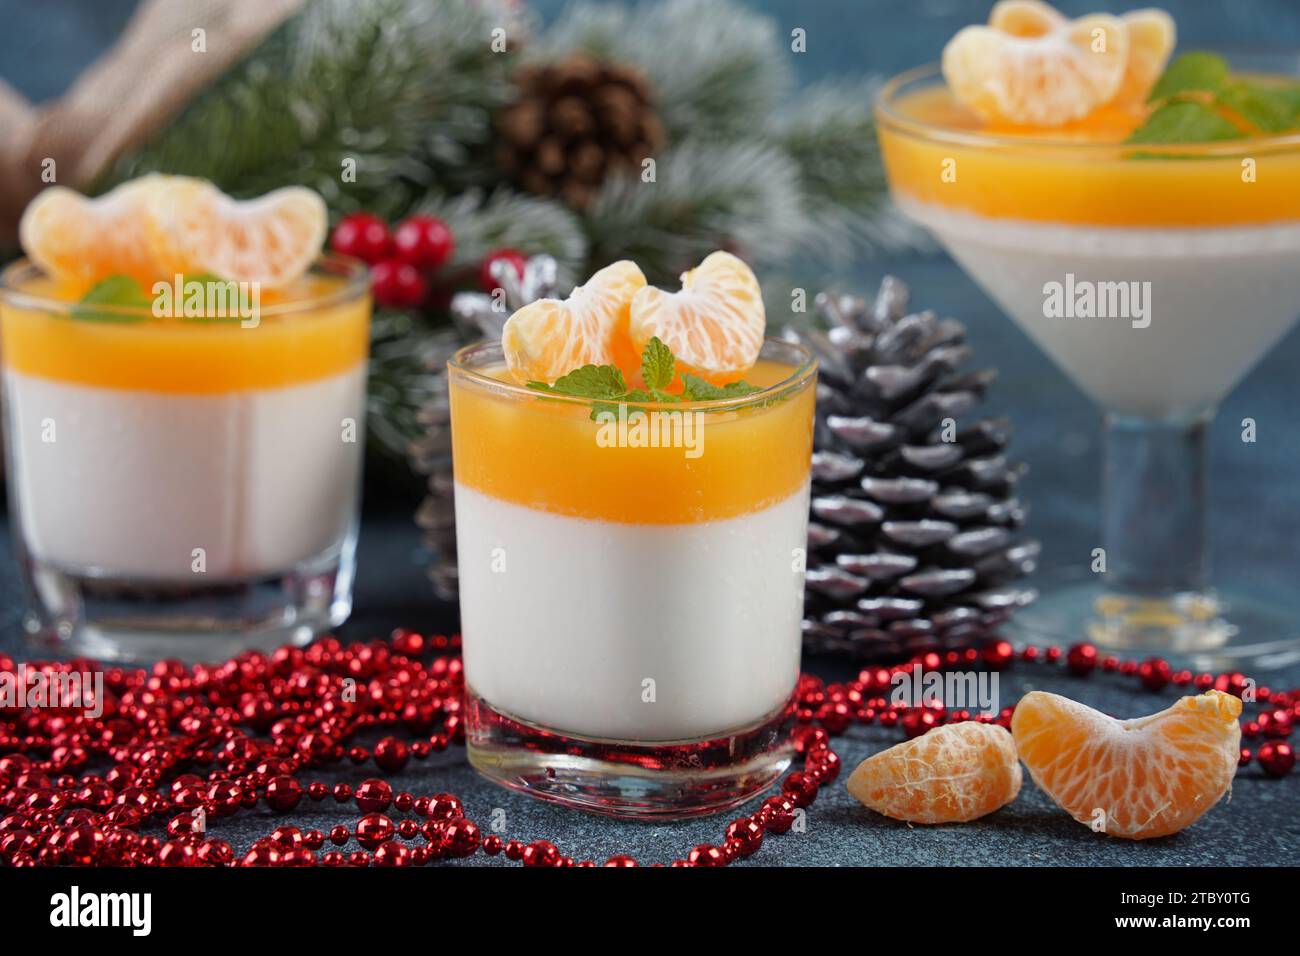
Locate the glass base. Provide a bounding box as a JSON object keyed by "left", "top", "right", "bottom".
{"left": 1005, "top": 568, "right": 1300, "bottom": 671}
{"left": 20, "top": 546, "right": 354, "bottom": 664}
{"left": 464, "top": 686, "right": 796, "bottom": 820}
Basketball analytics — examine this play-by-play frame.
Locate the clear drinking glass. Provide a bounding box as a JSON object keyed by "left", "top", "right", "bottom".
{"left": 449, "top": 338, "right": 817, "bottom": 817}
{"left": 876, "top": 59, "right": 1300, "bottom": 669}
{"left": 0, "top": 254, "right": 371, "bottom": 662}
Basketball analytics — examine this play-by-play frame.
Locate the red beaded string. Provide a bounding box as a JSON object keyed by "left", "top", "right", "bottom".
{"left": 0, "top": 633, "right": 1294, "bottom": 867}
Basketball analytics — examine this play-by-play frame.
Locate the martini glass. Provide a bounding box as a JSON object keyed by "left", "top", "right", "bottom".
{"left": 876, "top": 60, "right": 1300, "bottom": 670}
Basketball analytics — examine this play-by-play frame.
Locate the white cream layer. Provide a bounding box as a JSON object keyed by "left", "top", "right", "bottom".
{"left": 902, "top": 199, "right": 1300, "bottom": 419}
{"left": 5, "top": 365, "right": 366, "bottom": 579}
{"left": 455, "top": 482, "right": 809, "bottom": 742}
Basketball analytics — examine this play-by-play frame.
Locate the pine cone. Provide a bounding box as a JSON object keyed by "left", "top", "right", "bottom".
{"left": 784, "top": 277, "right": 1039, "bottom": 661}
{"left": 496, "top": 52, "right": 664, "bottom": 209}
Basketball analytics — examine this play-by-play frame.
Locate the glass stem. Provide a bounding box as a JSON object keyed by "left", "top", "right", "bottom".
{"left": 1101, "top": 411, "right": 1212, "bottom": 596}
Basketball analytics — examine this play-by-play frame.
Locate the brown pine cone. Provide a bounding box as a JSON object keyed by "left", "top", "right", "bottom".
{"left": 496, "top": 53, "right": 664, "bottom": 209}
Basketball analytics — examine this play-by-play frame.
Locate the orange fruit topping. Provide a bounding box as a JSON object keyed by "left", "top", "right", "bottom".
{"left": 1012, "top": 690, "right": 1241, "bottom": 840}
{"left": 501, "top": 260, "right": 646, "bottom": 384}
{"left": 1111, "top": 8, "right": 1176, "bottom": 108}
{"left": 19, "top": 175, "right": 327, "bottom": 287}
{"left": 943, "top": 6, "right": 1130, "bottom": 126}
{"left": 19, "top": 175, "right": 173, "bottom": 285}
{"left": 846, "top": 722, "right": 1022, "bottom": 824}
{"left": 152, "top": 181, "right": 328, "bottom": 287}
{"left": 988, "top": 0, "right": 1065, "bottom": 38}
{"left": 628, "top": 251, "right": 765, "bottom": 380}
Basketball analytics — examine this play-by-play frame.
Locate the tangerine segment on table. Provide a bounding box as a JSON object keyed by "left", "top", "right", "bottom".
{"left": 1011, "top": 690, "right": 1242, "bottom": 840}
{"left": 846, "top": 722, "right": 1022, "bottom": 824}
{"left": 629, "top": 251, "right": 765, "bottom": 380}
{"left": 502, "top": 260, "right": 646, "bottom": 385}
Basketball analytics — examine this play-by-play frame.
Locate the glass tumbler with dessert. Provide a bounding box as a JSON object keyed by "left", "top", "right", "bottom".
{"left": 0, "top": 175, "right": 370, "bottom": 662}
{"left": 877, "top": 2, "right": 1300, "bottom": 667}
{"left": 450, "top": 252, "right": 817, "bottom": 817}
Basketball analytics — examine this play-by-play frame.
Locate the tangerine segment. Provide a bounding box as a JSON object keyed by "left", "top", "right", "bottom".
{"left": 1111, "top": 8, "right": 1176, "bottom": 107}
{"left": 1012, "top": 690, "right": 1241, "bottom": 840}
{"left": 153, "top": 182, "right": 328, "bottom": 287}
{"left": 988, "top": 0, "right": 1065, "bottom": 38}
{"left": 19, "top": 175, "right": 176, "bottom": 285}
{"left": 502, "top": 260, "right": 646, "bottom": 385}
{"left": 629, "top": 251, "right": 765, "bottom": 379}
{"left": 846, "top": 722, "right": 1022, "bottom": 824}
{"left": 942, "top": 13, "right": 1129, "bottom": 126}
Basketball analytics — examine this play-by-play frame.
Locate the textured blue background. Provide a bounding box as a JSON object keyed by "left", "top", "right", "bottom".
{"left": 1, "top": 1, "right": 1297, "bottom": 865}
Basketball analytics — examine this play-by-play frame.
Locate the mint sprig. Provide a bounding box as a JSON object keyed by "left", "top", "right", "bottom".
{"left": 1128, "top": 51, "right": 1300, "bottom": 144}
{"left": 74, "top": 274, "right": 152, "bottom": 323}
{"left": 526, "top": 336, "right": 763, "bottom": 418}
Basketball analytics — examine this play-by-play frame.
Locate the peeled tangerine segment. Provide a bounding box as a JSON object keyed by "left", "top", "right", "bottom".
{"left": 1112, "top": 8, "right": 1177, "bottom": 107}
{"left": 628, "top": 251, "right": 764, "bottom": 379}
{"left": 1012, "top": 690, "right": 1241, "bottom": 840}
{"left": 942, "top": 13, "right": 1129, "bottom": 126}
{"left": 988, "top": 0, "right": 1066, "bottom": 38}
{"left": 152, "top": 181, "right": 328, "bottom": 287}
{"left": 846, "top": 722, "right": 1022, "bottom": 824}
{"left": 19, "top": 174, "right": 327, "bottom": 287}
{"left": 19, "top": 175, "right": 173, "bottom": 285}
{"left": 502, "top": 260, "right": 646, "bottom": 385}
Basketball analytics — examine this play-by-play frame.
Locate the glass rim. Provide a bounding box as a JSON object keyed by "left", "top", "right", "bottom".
{"left": 0, "top": 252, "right": 371, "bottom": 321}
{"left": 875, "top": 61, "right": 1300, "bottom": 157}
{"left": 448, "top": 337, "right": 817, "bottom": 412}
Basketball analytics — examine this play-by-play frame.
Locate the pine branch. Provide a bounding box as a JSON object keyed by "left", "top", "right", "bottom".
{"left": 774, "top": 81, "right": 930, "bottom": 256}
{"left": 104, "top": 0, "right": 513, "bottom": 218}
{"left": 583, "top": 140, "right": 805, "bottom": 285}
{"left": 538, "top": 0, "right": 791, "bottom": 143}
{"left": 412, "top": 189, "right": 588, "bottom": 289}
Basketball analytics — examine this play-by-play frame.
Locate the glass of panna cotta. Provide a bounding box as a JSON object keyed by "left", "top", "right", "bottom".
{"left": 0, "top": 253, "right": 371, "bottom": 661}
{"left": 449, "top": 338, "right": 816, "bottom": 817}
{"left": 877, "top": 13, "right": 1300, "bottom": 667}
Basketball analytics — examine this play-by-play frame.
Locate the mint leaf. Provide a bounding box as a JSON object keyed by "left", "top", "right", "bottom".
{"left": 680, "top": 373, "right": 763, "bottom": 402}
{"left": 1148, "top": 52, "right": 1230, "bottom": 102}
{"left": 640, "top": 336, "right": 675, "bottom": 390}
{"left": 1220, "top": 82, "right": 1297, "bottom": 133}
{"left": 75, "top": 274, "right": 152, "bottom": 323}
{"left": 1126, "top": 101, "right": 1241, "bottom": 145}
{"left": 528, "top": 363, "right": 627, "bottom": 400}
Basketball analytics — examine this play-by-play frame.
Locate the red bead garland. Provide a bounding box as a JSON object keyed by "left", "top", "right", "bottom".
{"left": 0, "top": 637, "right": 1294, "bottom": 868}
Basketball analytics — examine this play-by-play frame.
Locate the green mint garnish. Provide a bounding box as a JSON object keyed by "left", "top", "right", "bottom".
{"left": 1126, "top": 101, "right": 1240, "bottom": 145}
{"left": 1129, "top": 51, "right": 1300, "bottom": 144}
{"left": 1147, "top": 52, "right": 1230, "bottom": 102}
{"left": 74, "top": 274, "right": 152, "bottom": 323}
{"left": 526, "top": 336, "right": 764, "bottom": 419}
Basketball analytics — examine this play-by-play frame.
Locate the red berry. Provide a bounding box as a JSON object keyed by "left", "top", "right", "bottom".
{"left": 1257, "top": 741, "right": 1295, "bottom": 778}
{"left": 393, "top": 215, "right": 455, "bottom": 270}
{"left": 330, "top": 212, "right": 391, "bottom": 265}
{"left": 370, "top": 259, "right": 427, "bottom": 309}
{"left": 478, "top": 248, "right": 528, "bottom": 292}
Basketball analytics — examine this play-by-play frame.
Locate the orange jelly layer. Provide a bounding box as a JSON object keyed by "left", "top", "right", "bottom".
{"left": 0, "top": 274, "right": 370, "bottom": 393}
{"left": 449, "top": 359, "right": 816, "bottom": 524}
{"left": 879, "top": 85, "right": 1300, "bottom": 227}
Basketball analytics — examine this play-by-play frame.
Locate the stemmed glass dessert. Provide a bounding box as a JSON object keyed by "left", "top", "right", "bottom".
{"left": 877, "top": 1, "right": 1300, "bottom": 667}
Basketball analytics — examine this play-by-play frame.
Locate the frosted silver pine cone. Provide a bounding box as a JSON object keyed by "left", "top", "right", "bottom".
{"left": 412, "top": 254, "right": 561, "bottom": 600}
{"left": 784, "top": 276, "right": 1039, "bottom": 660}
